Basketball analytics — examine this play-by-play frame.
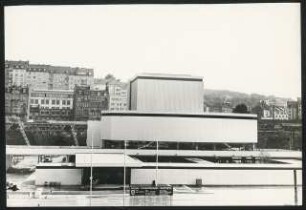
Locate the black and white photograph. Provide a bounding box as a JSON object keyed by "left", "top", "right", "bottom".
{"left": 4, "top": 1, "right": 303, "bottom": 207}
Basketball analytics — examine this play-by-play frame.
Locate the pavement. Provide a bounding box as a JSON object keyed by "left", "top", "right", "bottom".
{"left": 7, "top": 186, "right": 303, "bottom": 207}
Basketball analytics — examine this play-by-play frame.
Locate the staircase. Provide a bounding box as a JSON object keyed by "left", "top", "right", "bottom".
{"left": 223, "top": 143, "right": 232, "bottom": 150}
{"left": 70, "top": 125, "right": 79, "bottom": 146}
{"left": 17, "top": 118, "right": 31, "bottom": 146}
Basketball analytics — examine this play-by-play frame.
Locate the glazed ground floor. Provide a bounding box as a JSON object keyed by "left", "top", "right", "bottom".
{"left": 35, "top": 166, "right": 302, "bottom": 187}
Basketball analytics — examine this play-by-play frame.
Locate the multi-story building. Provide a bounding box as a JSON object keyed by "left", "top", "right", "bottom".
{"left": 287, "top": 101, "right": 299, "bottom": 120}
{"left": 92, "top": 78, "right": 108, "bottom": 91}
{"left": 5, "top": 60, "right": 94, "bottom": 90}
{"left": 107, "top": 81, "right": 128, "bottom": 111}
{"left": 26, "top": 64, "right": 50, "bottom": 90}
{"left": 5, "top": 61, "right": 29, "bottom": 87}
{"left": 73, "top": 86, "right": 107, "bottom": 121}
{"left": 259, "top": 100, "right": 289, "bottom": 120}
{"left": 5, "top": 86, "right": 29, "bottom": 121}
{"left": 271, "top": 105, "right": 288, "bottom": 120}
{"left": 28, "top": 89, "right": 74, "bottom": 121}
{"left": 287, "top": 99, "right": 302, "bottom": 120}
{"left": 297, "top": 97, "right": 302, "bottom": 120}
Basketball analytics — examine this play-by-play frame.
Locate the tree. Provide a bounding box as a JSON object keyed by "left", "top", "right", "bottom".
{"left": 251, "top": 104, "right": 263, "bottom": 118}
{"left": 104, "top": 74, "right": 118, "bottom": 82}
{"left": 233, "top": 103, "right": 249, "bottom": 113}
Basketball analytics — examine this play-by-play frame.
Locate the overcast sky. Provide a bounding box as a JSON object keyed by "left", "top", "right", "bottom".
{"left": 5, "top": 3, "right": 301, "bottom": 99}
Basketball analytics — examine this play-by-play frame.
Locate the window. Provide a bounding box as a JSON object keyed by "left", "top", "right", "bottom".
{"left": 30, "top": 99, "right": 34, "bottom": 104}
{"left": 52, "top": 100, "right": 56, "bottom": 105}
{"left": 56, "top": 100, "right": 60, "bottom": 105}
{"left": 67, "top": 100, "right": 71, "bottom": 105}
{"left": 41, "top": 99, "right": 45, "bottom": 104}
{"left": 62, "top": 100, "right": 66, "bottom": 105}
{"left": 46, "top": 99, "right": 49, "bottom": 104}
{"left": 35, "top": 99, "right": 38, "bottom": 104}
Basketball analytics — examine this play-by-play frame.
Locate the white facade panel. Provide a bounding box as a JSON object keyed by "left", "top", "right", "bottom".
{"left": 100, "top": 114, "right": 257, "bottom": 143}
{"left": 131, "top": 169, "right": 302, "bottom": 185}
{"left": 35, "top": 168, "right": 82, "bottom": 185}
{"left": 75, "top": 154, "right": 143, "bottom": 167}
{"left": 87, "top": 120, "right": 103, "bottom": 147}
{"left": 131, "top": 78, "right": 204, "bottom": 112}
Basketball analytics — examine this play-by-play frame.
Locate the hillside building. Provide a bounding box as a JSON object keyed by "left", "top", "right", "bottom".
{"left": 73, "top": 86, "right": 107, "bottom": 121}
{"left": 28, "top": 89, "right": 74, "bottom": 121}
{"left": 287, "top": 99, "right": 302, "bottom": 120}
{"left": 5, "top": 61, "right": 29, "bottom": 87}
{"left": 106, "top": 81, "right": 128, "bottom": 111}
{"left": 5, "top": 60, "right": 94, "bottom": 90}
{"left": 5, "top": 86, "right": 29, "bottom": 121}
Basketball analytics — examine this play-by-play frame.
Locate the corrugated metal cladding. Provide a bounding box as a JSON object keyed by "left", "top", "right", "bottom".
{"left": 130, "top": 78, "right": 204, "bottom": 112}
{"left": 100, "top": 115, "right": 257, "bottom": 143}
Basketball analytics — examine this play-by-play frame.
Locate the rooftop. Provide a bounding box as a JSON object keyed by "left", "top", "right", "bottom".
{"left": 101, "top": 110, "right": 258, "bottom": 119}
{"left": 6, "top": 60, "right": 93, "bottom": 74}
{"left": 130, "top": 73, "right": 203, "bottom": 83}
{"left": 31, "top": 89, "right": 74, "bottom": 93}
{"left": 7, "top": 146, "right": 302, "bottom": 160}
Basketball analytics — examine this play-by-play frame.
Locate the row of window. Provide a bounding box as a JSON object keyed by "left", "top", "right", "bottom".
{"left": 30, "top": 99, "right": 72, "bottom": 105}
{"left": 5, "top": 65, "right": 26, "bottom": 69}
{"left": 31, "top": 93, "right": 73, "bottom": 98}
{"left": 110, "top": 103, "right": 127, "bottom": 106}
{"left": 110, "top": 108, "right": 127, "bottom": 110}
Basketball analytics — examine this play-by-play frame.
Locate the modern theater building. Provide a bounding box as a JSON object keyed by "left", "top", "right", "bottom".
{"left": 31, "top": 73, "right": 302, "bottom": 187}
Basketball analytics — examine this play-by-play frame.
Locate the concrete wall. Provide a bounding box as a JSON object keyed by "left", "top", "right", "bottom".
{"left": 87, "top": 120, "right": 103, "bottom": 147}
{"left": 100, "top": 115, "right": 257, "bottom": 143}
{"left": 6, "top": 155, "right": 12, "bottom": 171}
{"left": 35, "top": 168, "right": 82, "bottom": 186}
{"left": 130, "top": 78, "right": 204, "bottom": 112}
{"left": 131, "top": 169, "right": 302, "bottom": 186}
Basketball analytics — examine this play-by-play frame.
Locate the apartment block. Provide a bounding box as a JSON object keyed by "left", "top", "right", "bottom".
{"left": 5, "top": 86, "right": 30, "bottom": 121}
{"left": 5, "top": 60, "right": 94, "bottom": 90}
{"left": 28, "top": 89, "right": 74, "bottom": 121}
{"left": 106, "top": 81, "right": 128, "bottom": 111}
{"left": 73, "top": 86, "right": 107, "bottom": 121}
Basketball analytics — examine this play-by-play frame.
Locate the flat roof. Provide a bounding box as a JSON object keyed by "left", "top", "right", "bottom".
{"left": 100, "top": 110, "right": 257, "bottom": 120}
{"left": 139, "top": 162, "right": 301, "bottom": 170}
{"left": 130, "top": 73, "right": 203, "bottom": 83}
{"left": 75, "top": 153, "right": 143, "bottom": 167}
{"left": 6, "top": 146, "right": 301, "bottom": 160}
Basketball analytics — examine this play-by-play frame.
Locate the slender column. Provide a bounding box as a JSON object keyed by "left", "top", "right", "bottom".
{"left": 156, "top": 140, "right": 159, "bottom": 185}
{"left": 294, "top": 169, "right": 298, "bottom": 205}
{"left": 123, "top": 140, "right": 126, "bottom": 206}
{"left": 90, "top": 132, "right": 93, "bottom": 206}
